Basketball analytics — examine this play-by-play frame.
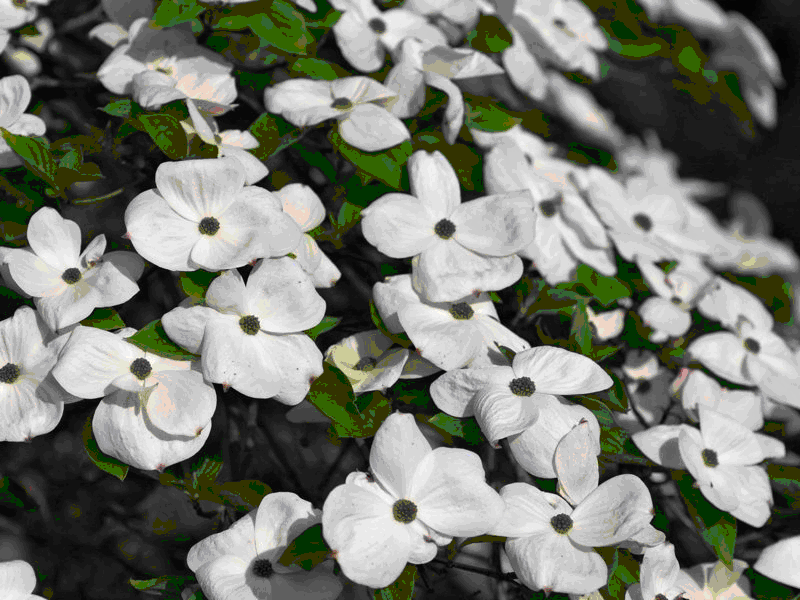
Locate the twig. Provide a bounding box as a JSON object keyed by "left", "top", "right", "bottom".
{"left": 58, "top": 4, "right": 105, "bottom": 34}
{"left": 72, "top": 187, "right": 126, "bottom": 205}
{"left": 430, "top": 557, "right": 521, "bottom": 584}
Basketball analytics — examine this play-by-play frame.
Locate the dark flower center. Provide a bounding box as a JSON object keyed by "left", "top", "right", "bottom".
{"left": 392, "top": 499, "right": 417, "bottom": 523}
{"left": 434, "top": 218, "right": 456, "bottom": 239}
{"left": 130, "top": 357, "right": 152, "bottom": 381}
{"left": 239, "top": 314, "right": 261, "bottom": 335}
{"left": 252, "top": 558, "right": 274, "bottom": 578}
{"left": 539, "top": 199, "right": 559, "bottom": 218}
{"left": 61, "top": 267, "right": 82, "bottom": 284}
{"left": 368, "top": 17, "right": 387, "bottom": 33}
{"left": 449, "top": 302, "right": 474, "bottom": 320}
{"left": 198, "top": 216, "right": 220, "bottom": 236}
{"left": 354, "top": 356, "right": 378, "bottom": 371}
{"left": 654, "top": 595, "right": 668, "bottom": 600}
{"left": 743, "top": 338, "right": 760, "bottom": 354}
{"left": 0, "top": 363, "right": 21, "bottom": 384}
{"left": 331, "top": 97, "right": 353, "bottom": 110}
{"left": 550, "top": 513, "right": 573, "bottom": 534}
{"left": 701, "top": 448, "right": 718, "bottom": 467}
{"left": 633, "top": 213, "right": 653, "bottom": 232}
{"left": 509, "top": 376, "right": 535, "bottom": 396}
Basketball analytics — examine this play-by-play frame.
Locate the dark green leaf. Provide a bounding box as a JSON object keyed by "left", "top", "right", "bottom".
{"left": 137, "top": 113, "right": 189, "bottom": 160}
{"left": 305, "top": 316, "right": 341, "bottom": 340}
{"left": 279, "top": 524, "right": 331, "bottom": 570}
{"left": 179, "top": 269, "right": 218, "bottom": 299}
{"left": 249, "top": 112, "right": 304, "bottom": 160}
{"left": 462, "top": 93, "right": 520, "bottom": 132}
{"left": 493, "top": 341, "right": 516, "bottom": 362}
{"left": 0, "top": 128, "right": 59, "bottom": 190}
{"left": 83, "top": 416, "right": 129, "bottom": 481}
{"left": 673, "top": 469, "right": 736, "bottom": 570}
{"left": 601, "top": 547, "right": 640, "bottom": 600}
{"left": 412, "top": 130, "right": 482, "bottom": 190}
{"left": 375, "top": 564, "right": 417, "bottom": 600}
{"left": 215, "top": 480, "right": 271, "bottom": 511}
{"left": 569, "top": 300, "right": 593, "bottom": 355}
{"left": 306, "top": 362, "right": 369, "bottom": 437}
{"left": 129, "top": 575, "right": 194, "bottom": 595}
{"left": 576, "top": 264, "right": 631, "bottom": 306}
{"left": 428, "top": 413, "right": 485, "bottom": 445}
{"left": 466, "top": 14, "right": 512, "bottom": 53}
{"left": 290, "top": 57, "right": 350, "bottom": 80}
{"left": 80, "top": 308, "right": 126, "bottom": 331}
{"left": 125, "top": 319, "right": 200, "bottom": 361}
{"left": 99, "top": 98, "right": 132, "bottom": 118}
{"left": 153, "top": 0, "right": 205, "bottom": 27}
{"left": 248, "top": 0, "right": 312, "bottom": 55}
{"left": 329, "top": 129, "right": 412, "bottom": 190}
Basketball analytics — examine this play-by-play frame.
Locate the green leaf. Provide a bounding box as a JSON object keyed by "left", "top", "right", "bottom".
{"left": 306, "top": 362, "right": 370, "bottom": 437}
{"left": 375, "top": 564, "right": 417, "bottom": 600}
{"left": 80, "top": 308, "right": 126, "bottom": 331}
{"left": 290, "top": 57, "right": 350, "bottom": 80}
{"left": 129, "top": 575, "right": 194, "bottom": 595}
{"left": 99, "top": 98, "right": 132, "bottom": 118}
{"left": 304, "top": 316, "right": 341, "bottom": 340}
{"left": 215, "top": 480, "right": 271, "bottom": 511}
{"left": 493, "top": 341, "right": 516, "bottom": 362}
{"left": 249, "top": 112, "right": 304, "bottom": 160}
{"left": 179, "top": 269, "right": 218, "bottom": 299}
{"left": 83, "top": 416, "right": 129, "bottom": 481}
{"left": 153, "top": 0, "right": 205, "bottom": 27}
{"left": 329, "top": 129, "right": 412, "bottom": 190}
{"left": 248, "top": 0, "right": 312, "bottom": 55}
{"left": 125, "top": 319, "right": 200, "bottom": 361}
{"left": 0, "top": 476, "right": 26, "bottom": 510}
{"left": 601, "top": 547, "right": 640, "bottom": 600}
{"left": 136, "top": 113, "right": 189, "bottom": 160}
{"left": 575, "top": 264, "right": 631, "bottom": 306}
{"left": 0, "top": 128, "right": 59, "bottom": 191}
{"left": 427, "top": 413, "right": 485, "bottom": 445}
{"left": 462, "top": 93, "right": 521, "bottom": 132}
{"left": 584, "top": 372, "right": 629, "bottom": 412}
{"left": 369, "top": 300, "right": 411, "bottom": 349}
{"left": 673, "top": 469, "right": 737, "bottom": 570}
{"left": 466, "top": 14, "right": 512, "bottom": 53}
{"left": 279, "top": 524, "right": 331, "bottom": 570}
{"left": 569, "top": 300, "right": 593, "bottom": 355}
{"left": 574, "top": 396, "right": 652, "bottom": 466}
{"left": 412, "top": 130, "right": 482, "bottom": 190}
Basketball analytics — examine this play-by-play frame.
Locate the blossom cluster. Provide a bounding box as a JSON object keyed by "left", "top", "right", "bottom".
{"left": 1, "top": 0, "right": 798, "bottom": 598}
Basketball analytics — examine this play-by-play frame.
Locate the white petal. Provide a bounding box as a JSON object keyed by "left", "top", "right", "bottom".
{"left": 369, "top": 412, "right": 432, "bottom": 499}
{"left": 511, "top": 346, "right": 613, "bottom": 395}
{"left": 555, "top": 419, "right": 599, "bottom": 506}
{"left": 754, "top": 535, "right": 800, "bottom": 588}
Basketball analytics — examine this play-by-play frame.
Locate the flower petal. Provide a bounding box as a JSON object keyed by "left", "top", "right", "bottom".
{"left": 369, "top": 412, "right": 432, "bottom": 499}
{"left": 410, "top": 447, "right": 504, "bottom": 536}
{"left": 25, "top": 207, "right": 82, "bottom": 269}
{"left": 570, "top": 474, "right": 654, "bottom": 547}
{"left": 161, "top": 304, "right": 219, "bottom": 355}
{"left": 429, "top": 366, "right": 511, "bottom": 418}
{"left": 187, "top": 509, "right": 258, "bottom": 571}
{"left": 450, "top": 192, "right": 536, "bottom": 256}
{"left": 155, "top": 157, "right": 247, "bottom": 222}
{"left": 332, "top": 11, "right": 383, "bottom": 72}
{"left": 491, "top": 482, "right": 568, "bottom": 537}
{"left": 632, "top": 425, "right": 687, "bottom": 469}
{"left": 408, "top": 150, "right": 461, "bottom": 220}
{"left": 360, "top": 192, "right": 440, "bottom": 258}
{"left": 511, "top": 346, "right": 613, "bottom": 395}
{"left": 753, "top": 535, "right": 800, "bottom": 588}
{"left": 321, "top": 480, "right": 411, "bottom": 588}
{"left": 340, "top": 104, "right": 410, "bottom": 151}
{"left": 275, "top": 183, "right": 326, "bottom": 231}
{"left": 195, "top": 555, "right": 257, "bottom": 600}
{"left": 264, "top": 78, "right": 340, "bottom": 126}
{"left": 555, "top": 419, "right": 599, "bottom": 506}
{"left": 473, "top": 385, "right": 539, "bottom": 445}
{"left": 124, "top": 189, "right": 201, "bottom": 272}
{"left": 0, "top": 560, "right": 36, "bottom": 595}
{"left": 254, "top": 491, "right": 321, "bottom": 557}
{"left": 144, "top": 370, "right": 216, "bottom": 436}
{"left": 688, "top": 332, "right": 750, "bottom": 385}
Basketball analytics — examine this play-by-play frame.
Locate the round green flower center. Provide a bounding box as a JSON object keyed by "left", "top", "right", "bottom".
{"left": 743, "top": 338, "right": 760, "bottom": 354}
{"left": 701, "top": 448, "right": 719, "bottom": 467}
{"left": 449, "top": 302, "right": 474, "bottom": 320}
{"left": 670, "top": 296, "right": 682, "bottom": 305}
{"left": 654, "top": 595, "right": 668, "bottom": 600}
{"left": 61, "top": 267, "right": 82, "bottom": 285}
{"left": 550, "top": 513, "right": 573, "bottom": 534}
{"left": 0, "top": 363, "right": 21, "bottom": 384}
{"left": 392, "top": 499, "right": 417, "bottom": 524}
{"left": 539, "top": 199, "right": 559, "bottom": 218}
{"left": 434, "top": 218, "right": 456, "bottom": 239}
{"left": 198, "top": 216, "right": 220, "bottom": 236}
{"left": 239, "top": 315, "right": 261, "bottom": 335}
{"left": 130, "top": 357, "right": 152, "bottom": 381}
{"left": 252, "top": 558, "right": 274, "bottom": 578}
{"left": 368, "top": 17, "right": 387, "bottom": 33}
{"left": 509, "top": 376, "right": 535, "bottom": 396}
{"left": 331, "top": 97, "right": 353, "bottom": 111}
{"left": 354, "top": 356, "right": 379, "bottom": 371}
{"left": 633, "top": 213, "right": 653, "bottom": 232}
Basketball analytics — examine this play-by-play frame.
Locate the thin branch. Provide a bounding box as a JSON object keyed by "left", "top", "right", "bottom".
{"left": 429, "top": 557, "right": 522, "bottom": 584}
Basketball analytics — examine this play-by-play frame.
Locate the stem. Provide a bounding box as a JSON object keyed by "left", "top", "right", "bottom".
{"left": 430, "top": 557, "right": 521, "bottom": 584}
{"left": 72, "top": 187, "right": 126, "bottom": 204}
